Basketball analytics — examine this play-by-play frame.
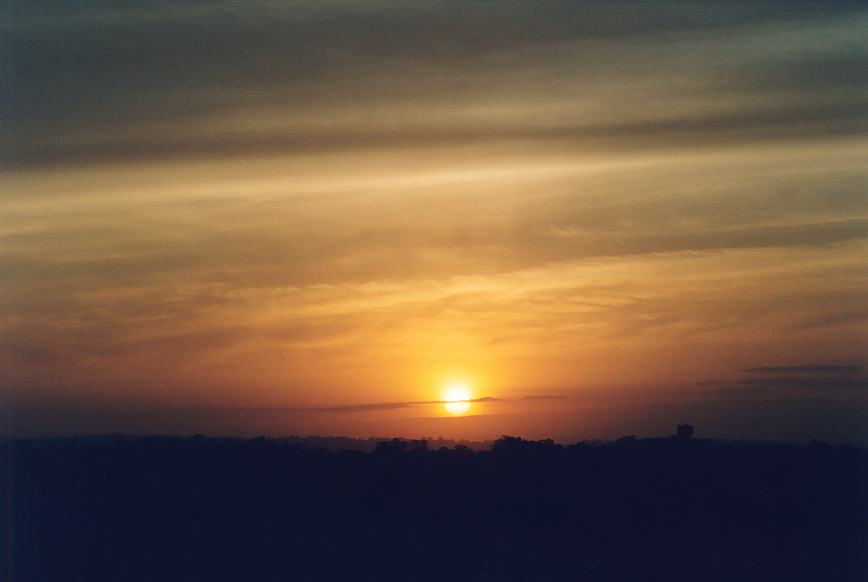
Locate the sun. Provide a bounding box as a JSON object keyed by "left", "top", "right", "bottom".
{"left": 443, "top": 384, "right": 471, "bottom": 415}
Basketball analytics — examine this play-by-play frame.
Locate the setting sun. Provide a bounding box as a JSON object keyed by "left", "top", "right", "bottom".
{"left": 443, "top": 384, "right": 472, "bottom": 415}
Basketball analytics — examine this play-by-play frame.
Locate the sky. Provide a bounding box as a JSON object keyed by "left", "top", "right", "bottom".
{"left": 1, "top": 1, "right": 867, "bottom": 443}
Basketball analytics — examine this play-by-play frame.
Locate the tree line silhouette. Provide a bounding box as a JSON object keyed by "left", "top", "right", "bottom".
{"left": 3, "top": 431, "right": 867, "bottom": 581}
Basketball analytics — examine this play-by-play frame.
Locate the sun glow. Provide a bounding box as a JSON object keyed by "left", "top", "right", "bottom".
{"left": 443, "top": 384, "right": 472, "bottom": 415}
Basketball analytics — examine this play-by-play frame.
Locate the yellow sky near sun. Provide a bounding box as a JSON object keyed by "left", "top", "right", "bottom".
{"left": 3, "top": 137, "right": 866, "bottom": 415}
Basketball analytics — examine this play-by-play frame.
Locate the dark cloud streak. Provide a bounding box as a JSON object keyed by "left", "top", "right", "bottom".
{"left": 4, "top": 103, "right": 867, "bottom": 169}
{"left": 744, "top": 365, "right": 863, "bottom": 375}
{"left": 311, "top": 396, "right": 499, "bottom": 414}
{"left": 701, "top": 364, "right": 868, "bottom": 398}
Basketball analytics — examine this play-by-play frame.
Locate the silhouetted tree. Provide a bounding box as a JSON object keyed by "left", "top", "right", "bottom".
{"left": 676, "top": 424, "right": 694, "bottom": 439}
{"left": 6, "top": 434, "right": 867, "bottom": 582}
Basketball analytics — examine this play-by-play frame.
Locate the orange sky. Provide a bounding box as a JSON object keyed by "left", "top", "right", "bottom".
{"left": 2, "top": 1, "right": 867, "bottom": 442}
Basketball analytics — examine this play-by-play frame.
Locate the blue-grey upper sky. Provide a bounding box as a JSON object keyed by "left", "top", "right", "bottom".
{"left": 4, "top": 1, "right": 867, "bottom": 166}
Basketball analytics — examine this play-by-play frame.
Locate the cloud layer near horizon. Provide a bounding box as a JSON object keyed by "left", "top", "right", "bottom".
{"left": 1, "top": 1, "right": 866, "bottom": 440}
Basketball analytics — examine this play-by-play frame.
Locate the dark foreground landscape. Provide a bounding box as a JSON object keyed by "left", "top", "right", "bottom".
{"left": 4, "top": 433, "right": 868, "bottom": 581}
